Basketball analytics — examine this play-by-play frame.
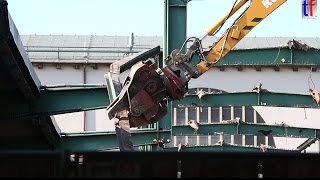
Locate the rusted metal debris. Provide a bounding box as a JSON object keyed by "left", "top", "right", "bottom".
{"left": 287, "top": 39, "right": 317, "bottom": 52}
{"left": 309, "top": 88, "right": 320, "bottom": 104}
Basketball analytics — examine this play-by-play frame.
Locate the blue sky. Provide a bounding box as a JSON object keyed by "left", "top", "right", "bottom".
{"left": 6, "top": 0, "right": 320, "bottom": 37}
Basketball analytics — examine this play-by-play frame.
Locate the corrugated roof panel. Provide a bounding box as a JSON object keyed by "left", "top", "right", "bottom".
{"left": 20, "top": 35, "right": 320, "bottom": 49}
{"left": 135, "top": 36, "right": 163, "bottom": 48}
{"left": 301, "top": 37, "right": 320, "bottom": 48}
{"left": 90, "top": 36, "right": 132, "bottom": 60}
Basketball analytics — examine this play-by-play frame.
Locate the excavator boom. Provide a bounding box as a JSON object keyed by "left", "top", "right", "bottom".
{"left": 197, "top": 0, "right": 287, "bottom": 74}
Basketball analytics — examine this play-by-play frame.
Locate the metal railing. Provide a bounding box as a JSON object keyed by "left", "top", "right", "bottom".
{"left": 24, "top": 45, "right": 163, "bottom": 61}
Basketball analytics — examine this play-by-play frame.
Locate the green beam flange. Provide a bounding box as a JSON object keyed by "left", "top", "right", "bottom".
{"left": 0, "top": 86, "right": 109, "bottom": 120}
{"left": 173, "top": 92, "right": 318, "bottom": 108}
{"left": 161, "top": 144, "right": 299, "bottom": 153}
{"left": 172, "top": 123, "right": 320, "bottom": 138}
{"left": 56, "top": 130, "right": 171, "bottom": 152}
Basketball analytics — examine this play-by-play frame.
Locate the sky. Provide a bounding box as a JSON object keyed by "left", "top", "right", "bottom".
{"left": 6, "top": 0, "right": 320, "bottom": 37}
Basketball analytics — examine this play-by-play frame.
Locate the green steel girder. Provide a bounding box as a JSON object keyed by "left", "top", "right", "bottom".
{"left": 162, "top": 0, "right": 187, "bottom": 133}
{"left": 161, "top": 144, "right": 298, "bottom": 153}
{"left": 161, "top": 0, "right": 189, "bottom": 132}
{"left": 217, "top": 48, "right": 320, "bottom": 67}
{"left": 55, "top": 130, "right": 171, "bottom": 152}
{"left": 172, "top": 123, "right": 320, "bottom": 138}
{"left": 297, "top": 138, "right": 318, "bottom": 152}
{"left": 173, "top": 92, "right": 318, "bottom": 108}
{"left": 158, "top": 102, "right": 173, "bottom": 131}
{"left": 2, "top": 88, "right": 318, "bottom": 120}
{"left": 0, "top": 86, "right": 109, "bottom": 120}
{"left": 164, "top": 0, "right": 187, "bottom": 58}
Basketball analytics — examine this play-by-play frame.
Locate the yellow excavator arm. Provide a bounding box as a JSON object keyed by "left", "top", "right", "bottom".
{"left": 197, "top": 0, "right": 287, "bottom": 74}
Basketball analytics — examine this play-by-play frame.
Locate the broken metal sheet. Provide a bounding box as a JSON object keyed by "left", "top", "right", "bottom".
{"left": 105, "top": 72, "right": 122, "bottom": 103}
{"left": 114, "top": 110, "right": 134, "bottom": 151}
{"left": 309, "top": 88, "right": 320, "bottom": 104}
{"left": 110, "top": 46, "right": 161, "bottom": 75}
{"left": 287, "top": 39, "right": 318, "bottom": 51}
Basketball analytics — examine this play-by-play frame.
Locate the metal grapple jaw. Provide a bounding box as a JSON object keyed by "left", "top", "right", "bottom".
{"left": 106, "top": 59, "right": 187, "bottom": 127}
{"left": 106, "top": 40, "right": 202, "bottom": 127}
